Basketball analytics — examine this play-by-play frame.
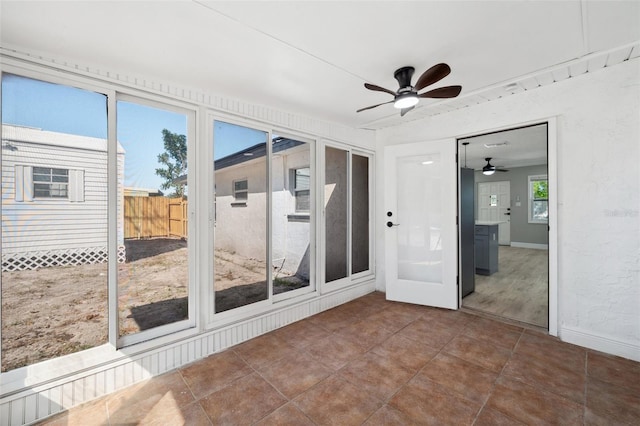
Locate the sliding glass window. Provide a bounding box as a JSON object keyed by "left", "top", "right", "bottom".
{"left": 116, "top": 97, "right": 194, "bottom": 344}
{"left": 324, "top": 146, "right": 373, "bottom": 287}
{"left": 272, "top": 135, "right": 313, "bottom": 299}
{"left": 1, "top": 73, "right": 108, "bottom": 371}
{"left": 212, "top": 121, "right": 269, "bottom": 313}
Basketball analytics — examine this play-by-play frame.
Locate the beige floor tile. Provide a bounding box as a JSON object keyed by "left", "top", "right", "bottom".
{"left": 179, "top": 349, "right": 252, "bottom": 399}
{"left": 199, "top": 372, "right": 287, "bottom": 424}
{"left": 294, "top": 375, "right": 383, "bottom": 425}
{"left": 486, "top": 376, "right": 583, "bottom": 425}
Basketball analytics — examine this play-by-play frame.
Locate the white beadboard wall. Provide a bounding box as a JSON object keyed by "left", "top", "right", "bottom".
{"left": 0, "top": 281, "right": 375, "bottom": 425}
{"left": 0, "top": 47, "right": 377, "bottom": 425}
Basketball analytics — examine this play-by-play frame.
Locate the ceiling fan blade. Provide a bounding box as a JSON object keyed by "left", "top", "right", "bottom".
{"left": 356, "top": 100, "right": 394, "bottom": 113}
{"left": 419, "top": 85, "right": 462, "bottom": 99}
{"left": 415, "top": 63, "right": 451, "bottom": 91}
{"left": 364, "top": 83, "right": 396, "bottom": 96}
{"left": 400, "top": 106, "right": 414, "bottom": 117}
{"left": 496, "top": 169, "right": 509, "bottom": 172}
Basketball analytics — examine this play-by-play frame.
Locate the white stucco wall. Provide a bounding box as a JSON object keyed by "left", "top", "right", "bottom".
{"left": 272, "top": 146, "right": 312, "bottom": 279}
{"left": 376, "top": 58, "right": 640, "bottom": 360}
{"left": 215, "top": 146, "right": 311, "bottom": 279}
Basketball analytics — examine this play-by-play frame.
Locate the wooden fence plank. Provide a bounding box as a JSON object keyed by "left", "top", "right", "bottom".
{"left": 124, "top": 196, "right": 187, "bottom": 239}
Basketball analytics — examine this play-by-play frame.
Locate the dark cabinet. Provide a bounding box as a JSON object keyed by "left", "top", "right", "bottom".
{"left": 475, "top": 224, "right": 498, "bottom": 275}
{"left": 460, "top": 168, "right": 475, "bottom": 297}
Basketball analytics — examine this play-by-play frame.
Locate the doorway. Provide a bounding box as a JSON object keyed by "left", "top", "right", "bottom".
{"left": 477, "top": 181, "right": 511, "bottom": 245}
{"left": 458, "top": 123, "right": 550, "bottom": 329}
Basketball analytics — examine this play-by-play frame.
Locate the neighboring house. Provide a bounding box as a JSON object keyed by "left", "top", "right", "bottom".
{"left": 1, "top": 124, "right": 125, "bottom": 271}
{"left": 214, "top": 137, "right": 311, "bottom": 280}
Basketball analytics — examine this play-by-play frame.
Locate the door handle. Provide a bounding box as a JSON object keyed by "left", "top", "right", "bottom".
{"left": 504, "top": 213, "right": 510, "bottom": 215}
{"left": 386, "top": 221, "right": 400, "bottom": 228}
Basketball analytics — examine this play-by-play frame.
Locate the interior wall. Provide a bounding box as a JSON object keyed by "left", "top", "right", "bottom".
{"left": 376, "top": 58, "right": 640, "bottom": 360}
{"left": 474, "top": 165, "right": 549, "bottom": 245}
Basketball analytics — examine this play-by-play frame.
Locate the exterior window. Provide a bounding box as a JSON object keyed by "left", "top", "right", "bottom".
{"left": 294, "top": 167, "right": 310, "bottom": 212}
{"left": 233, "top": 179, "right": 248, "bottom": 202}
{"left": 33, "top": 167, "right": 69, "bottom": 198}
{"left": 2, "top": 73, "right": 107, "bottom": 372}
{"left": 528, "top": 174, "right": 548, "bottom": 223}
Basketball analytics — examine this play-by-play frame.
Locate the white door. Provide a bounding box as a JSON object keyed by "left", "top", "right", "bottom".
{"left": 384, "top": 139, "right": 458, "bottom": 309}
{"left": 477, "top": 181, "right": 511, "bottom": 245}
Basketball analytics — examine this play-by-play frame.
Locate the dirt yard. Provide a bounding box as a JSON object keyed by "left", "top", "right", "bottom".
{"left": 1, "top": 238, "right": 308, "bottom": 372}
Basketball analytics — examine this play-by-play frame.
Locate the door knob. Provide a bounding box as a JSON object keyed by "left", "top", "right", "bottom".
{"left": 504, "top": 212, "right": 510, "bottom": 215}
{"left": 386, "top": 221, "right": 400, "bottom": 228}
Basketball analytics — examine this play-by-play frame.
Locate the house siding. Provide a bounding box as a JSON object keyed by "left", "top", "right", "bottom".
{"left": 1, "top": 125, "right": 125, "bottom": 270}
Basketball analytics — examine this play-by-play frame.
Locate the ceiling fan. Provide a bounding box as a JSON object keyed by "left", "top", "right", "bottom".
{"left": 357, "top": 63, "right": 462, "bottom": 117}
{"left": 482, "top": 157, "right": 509, "bottom": 175}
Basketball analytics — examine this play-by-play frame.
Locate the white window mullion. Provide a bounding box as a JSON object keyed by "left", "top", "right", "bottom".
{"left": 107, "top": 89, "right": 118, "bottom": 348}
{"left": 266, "top": 130, "right": 273, "bottom": 302}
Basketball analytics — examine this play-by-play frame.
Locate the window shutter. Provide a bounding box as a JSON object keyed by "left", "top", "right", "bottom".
{"left": 23, "top": 166, "right": 34, "bottom": 201}
{"left": 69, "top": 169, "right": 85, "bottom": 202}
{"left": 15, "top": 165, "right": 24, "bottom": 202}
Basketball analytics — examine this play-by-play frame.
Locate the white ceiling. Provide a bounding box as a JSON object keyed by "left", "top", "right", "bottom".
{"left": 1, "top": 0, "right": 638, "bottom": 168}
{"left": 459, "top": 123, "right": 549, "bottom": 170}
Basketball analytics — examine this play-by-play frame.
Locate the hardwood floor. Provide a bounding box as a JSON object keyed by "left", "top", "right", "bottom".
{"left": 462, "top": 246, "right": 548, "bottom": 328}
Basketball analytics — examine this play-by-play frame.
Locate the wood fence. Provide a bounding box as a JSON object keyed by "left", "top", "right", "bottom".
{"left": 123, "top": 196, "right": 187, "bottom": 239}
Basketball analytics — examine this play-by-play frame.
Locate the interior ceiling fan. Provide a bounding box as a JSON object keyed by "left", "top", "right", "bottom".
{"left": 357, "top": 63, "right": 462, "bottom": 117}
{"left": 483, "top": 157, "right": 509, "bottom": 175}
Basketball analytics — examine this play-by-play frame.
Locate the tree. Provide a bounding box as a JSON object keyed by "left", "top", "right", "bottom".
{"left": 533, "top": 180, "right": 548, "bottom": 199}
{"left": 155, "top": 129, "right": 187, "bottom": 198}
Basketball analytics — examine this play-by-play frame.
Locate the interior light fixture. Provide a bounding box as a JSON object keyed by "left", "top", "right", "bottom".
{"left": 394, "top": 93, "right": 419, "bottom": 109}
{"left": 482, "top": 157, "right": 496, "bottom": 175}
{"left": 421, "top": 160, "right": 433, "bottom": 165}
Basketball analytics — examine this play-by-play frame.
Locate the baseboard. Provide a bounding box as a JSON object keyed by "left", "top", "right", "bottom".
{"left": 510, "top": 242, "right": 549, "bottom": 250}
{"left": 560, "top": 325, "right": 640, "bottom": 362}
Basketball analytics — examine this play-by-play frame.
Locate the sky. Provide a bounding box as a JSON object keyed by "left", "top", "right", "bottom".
{"left": 2, "top": 74, "right": 268, "bottom": 191}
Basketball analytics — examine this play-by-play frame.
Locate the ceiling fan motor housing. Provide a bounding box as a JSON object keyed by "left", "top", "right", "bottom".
{"left": 394, "top": 66, "right": 415, "bottom": 90}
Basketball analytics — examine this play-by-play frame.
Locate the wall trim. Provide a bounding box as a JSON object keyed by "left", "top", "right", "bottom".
{"left": 560, "top": 325, "right": 640, "bottom": 362}
{"left": 510, "top": 242, "right": 549, "bottom": 250}
{"left": 0, "top": 281, "right": 375, "bottom": 425}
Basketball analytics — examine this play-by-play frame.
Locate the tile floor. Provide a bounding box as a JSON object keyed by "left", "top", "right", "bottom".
{"left": 41, "top": 292, "right": 640, "bottom": 425}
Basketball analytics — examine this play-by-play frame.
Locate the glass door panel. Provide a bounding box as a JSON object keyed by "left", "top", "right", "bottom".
{"left": 116, "top": 99, "right": 190, "bottom": 338}
{"left": 1, "top": 74, "right": 108, "bottom": 370}
{"left": 396, "top": 153, "right": 443, "bottom": 283}
{"left": 271, "top": 136, "right": 312, "bottom": 296}
{"left": 213, "top": 121, "right": 268, "bottom": 313}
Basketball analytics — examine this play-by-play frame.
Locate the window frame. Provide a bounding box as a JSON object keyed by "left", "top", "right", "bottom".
{"left": 232, "top": 178, "right": 249, "bottom": 205}
{"left": 114, "top": 92, "right": 197, "bottom": 348}
{"left": 0, "top": 60, "right": 374, "bottom": 393}
{"left": 33, "top": 166, "right": 70, "bottom": 199}
{"left": 321, "top": 142, "right": 375, "bottom": 294}
{"left": 293, "top": 166, "right": 311, "bottom": 213}
{"left": 528, "top": 174, "right": 549, "bottom": 224}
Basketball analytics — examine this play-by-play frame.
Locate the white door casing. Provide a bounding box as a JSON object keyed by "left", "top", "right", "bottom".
{"left": 384, "top": 139, "right": 458, "bottom": 309}
{"left": 477, "top": 181, "right": 511, "bottom": 245}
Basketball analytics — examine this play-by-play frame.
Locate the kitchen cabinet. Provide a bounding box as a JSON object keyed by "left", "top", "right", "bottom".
{"left": 475, "top": 224, "right": 498, "bottom": 275}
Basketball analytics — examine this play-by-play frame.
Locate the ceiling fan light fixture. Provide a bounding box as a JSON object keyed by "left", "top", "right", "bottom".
{"left": 483, "top": 157, "right": 496, "bottom": 175}
{"left": 394, "top": 93, "right": 419, "bottom": 109}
